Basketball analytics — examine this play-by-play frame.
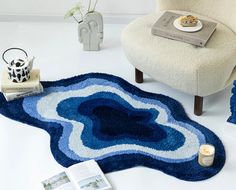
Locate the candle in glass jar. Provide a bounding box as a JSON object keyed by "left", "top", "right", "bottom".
{"left": 198, "top": 144, "right": 215, "bottom": 167}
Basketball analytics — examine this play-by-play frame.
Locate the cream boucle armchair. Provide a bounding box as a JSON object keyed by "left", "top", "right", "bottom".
{"left": 121, "top": 0, "right": 236, "bottom": 115}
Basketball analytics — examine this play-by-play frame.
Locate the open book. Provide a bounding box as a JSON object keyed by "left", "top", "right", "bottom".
{"left": 42, "top": 160, "right": 112, "bottom": 190}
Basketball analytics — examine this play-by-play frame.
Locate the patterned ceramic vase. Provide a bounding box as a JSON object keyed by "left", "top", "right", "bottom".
{"left": 2, "top": 48, "right": 34, "bottom": 83}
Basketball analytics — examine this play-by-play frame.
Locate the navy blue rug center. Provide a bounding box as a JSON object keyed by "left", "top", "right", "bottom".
{"left": 58, "top": 94, "right": 171, "bottom": 143}
{"left": 0, "top": 73, "right": 225, "bottom": 181}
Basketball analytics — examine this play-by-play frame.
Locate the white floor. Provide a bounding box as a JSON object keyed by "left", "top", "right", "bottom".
{"left": 0, "top": 22, "right": 236, "bottom": 190}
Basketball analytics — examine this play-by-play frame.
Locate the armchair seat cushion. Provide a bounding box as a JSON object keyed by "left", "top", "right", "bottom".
{"left": 121, "top": 10, "right": 236, "bottom": 96}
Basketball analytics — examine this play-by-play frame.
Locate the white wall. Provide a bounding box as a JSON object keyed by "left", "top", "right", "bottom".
{"left": 0, "top": 0, "right": 155, "bottom": 16}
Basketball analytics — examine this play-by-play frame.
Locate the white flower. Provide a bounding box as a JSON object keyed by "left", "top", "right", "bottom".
{"left": 64, "top": 3, "right": 83, "bottom": 18}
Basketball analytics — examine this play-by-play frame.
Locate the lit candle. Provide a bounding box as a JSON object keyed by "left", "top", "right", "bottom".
{"left": 198, "top": 144, "right": 215, "bottom": 167}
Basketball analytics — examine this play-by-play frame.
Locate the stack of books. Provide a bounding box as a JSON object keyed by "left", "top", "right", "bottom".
{"left": 1, "top": 69, "right": 43, "bottom": 101}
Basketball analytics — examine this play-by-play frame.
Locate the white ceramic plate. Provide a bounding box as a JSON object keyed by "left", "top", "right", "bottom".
{"left": 173, "top": 18, "right": 203, "bottom": 33}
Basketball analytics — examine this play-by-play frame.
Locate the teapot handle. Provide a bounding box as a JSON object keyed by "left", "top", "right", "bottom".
{"left": 2, "top": 47, "right": 28, "bottom": 65}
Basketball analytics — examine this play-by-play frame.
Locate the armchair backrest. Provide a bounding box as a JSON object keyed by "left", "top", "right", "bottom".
{"left": 156, "top": 0, "right": 236, "bottom": 33}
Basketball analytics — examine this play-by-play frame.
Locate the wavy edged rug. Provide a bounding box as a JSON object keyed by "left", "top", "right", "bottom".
{"left": 0, "top": 73, "right": 225, "bottom": 181}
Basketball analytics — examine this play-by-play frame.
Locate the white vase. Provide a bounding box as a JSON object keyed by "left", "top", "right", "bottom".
{"left": 78, "top": 11, "right": 103, "bottom": 51}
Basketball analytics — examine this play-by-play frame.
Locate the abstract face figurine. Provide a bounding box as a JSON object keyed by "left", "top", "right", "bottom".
{"left": 78, "top": 12, "right": 103, "bottom": 51}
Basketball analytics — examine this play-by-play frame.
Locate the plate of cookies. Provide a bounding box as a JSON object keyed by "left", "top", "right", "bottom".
{"left": 173, "top": 15, "right": 203, "bottom": 32}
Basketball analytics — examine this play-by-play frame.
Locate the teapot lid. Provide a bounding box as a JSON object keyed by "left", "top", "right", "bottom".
{"left": 10, "top": 58, "right": 28, "bottom": 68}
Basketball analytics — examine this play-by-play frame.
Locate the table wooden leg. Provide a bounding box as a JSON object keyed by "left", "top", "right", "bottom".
{"left": 135, "top": 68, "right": 143, "bottom": 83}
{"left": 194, "top": 96, "right": 203, "bottom": 116}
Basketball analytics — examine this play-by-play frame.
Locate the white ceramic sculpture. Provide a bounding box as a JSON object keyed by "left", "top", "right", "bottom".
{"left": 78, "top": 12, "right": 103, "bottom": 51}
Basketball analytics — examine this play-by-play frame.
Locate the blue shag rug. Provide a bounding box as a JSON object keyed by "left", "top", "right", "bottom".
{"left": 228, "top": 81, "right": 236, "bottom": 124}
{"left": 0, "top": 73, "right": 225, "bottom": 181}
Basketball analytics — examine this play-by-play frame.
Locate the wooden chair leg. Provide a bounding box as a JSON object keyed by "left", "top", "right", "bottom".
{"left": 135, "top": 68, "right": 143, "bottom": 83}
{"left": 194, "top": 96, "right": 203, "bottom": 116}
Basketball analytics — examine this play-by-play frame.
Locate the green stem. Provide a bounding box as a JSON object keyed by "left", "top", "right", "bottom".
{"left": 72, "top": 15, "right": 81, "bottom": 24}
{"left": 88, "top": 0, "right": 92, "bottom": 12}
{"left": 79, "top": 9, "right": 84, "bottom": 20}
{"left": 93, "top": 0, "right": 98, "bottom": 11}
